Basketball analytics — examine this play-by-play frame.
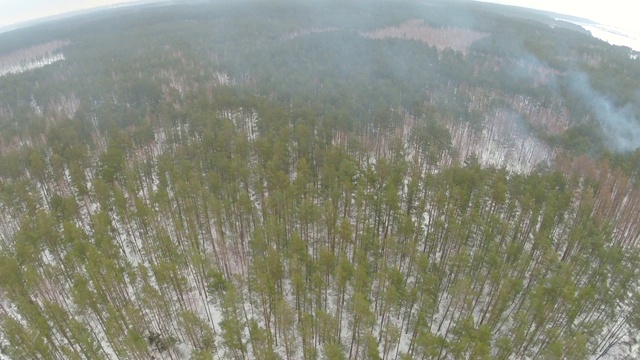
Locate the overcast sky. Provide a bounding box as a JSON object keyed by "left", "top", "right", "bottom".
{"left": 0, "top": 0, "right": 140, "bottom": 27}
{"left": 0, "top": 0, "right": 637, "bottom": 33}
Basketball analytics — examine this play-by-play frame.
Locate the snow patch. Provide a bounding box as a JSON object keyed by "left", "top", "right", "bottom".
{"left": 449, "top": 108, "right": 553, "bottom": 173}
{"left": 0, "top": 53, "right": 65, "bottom": 77}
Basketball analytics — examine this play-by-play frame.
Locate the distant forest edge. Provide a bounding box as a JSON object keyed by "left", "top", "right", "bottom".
{"left": 0, "top": 1, "right": 639, "bottom": 359}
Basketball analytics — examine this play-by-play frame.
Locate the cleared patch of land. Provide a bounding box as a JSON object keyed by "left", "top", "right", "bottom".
{"left": 361, "top": 19, "right": 486, "bottom": 54}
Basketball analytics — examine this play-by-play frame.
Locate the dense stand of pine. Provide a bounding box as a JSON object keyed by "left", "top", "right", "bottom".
{"left": 0, "top": 1, "right": 639, "bottom": 359}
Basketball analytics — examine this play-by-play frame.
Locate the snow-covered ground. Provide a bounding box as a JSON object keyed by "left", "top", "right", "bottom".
{"left": 448, "top": 108, "right": 554, "bottom": 173}
{"left": 582, "top": 23, "right": 640, "bottom": 52}
{"left": 555, "top": 18, "right": 640, "bottom": 52}
{"left": 0, "top": 53, "right": 65, "bottom": 77}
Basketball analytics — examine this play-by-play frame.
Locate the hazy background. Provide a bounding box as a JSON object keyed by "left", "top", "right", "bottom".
{"left": 479, "top": 0, "right": 640, "bottom": 50}
{"left": 0, "top": 0, "right": 638, "bottom": 50}
{"left": 0, "top": 0, "right": 634, "bottom": 30}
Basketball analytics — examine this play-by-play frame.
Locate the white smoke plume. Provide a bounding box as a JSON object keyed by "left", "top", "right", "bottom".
{"left": 569, "top": 72, "right": 640, "bottom": 152}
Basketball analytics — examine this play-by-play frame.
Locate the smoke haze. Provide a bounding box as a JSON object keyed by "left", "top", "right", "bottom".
{"left": 569, "top": 72, "right": 640, "bottom": 151}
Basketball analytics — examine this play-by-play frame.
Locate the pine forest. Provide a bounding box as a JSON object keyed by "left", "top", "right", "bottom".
{"left": 0, "top": 1, "right": 640, "bottom": 359}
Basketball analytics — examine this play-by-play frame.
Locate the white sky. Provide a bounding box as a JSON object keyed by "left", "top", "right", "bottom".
{"left": 0, "top": 0, "right": 637, "bottom": 34}
{"left": 0, "top": 0, "right": 139, "bottom": 27}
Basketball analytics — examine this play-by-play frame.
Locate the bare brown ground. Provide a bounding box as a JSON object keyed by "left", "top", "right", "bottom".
{"left": 361, "top": 19, "right": 487, "bottom": 55}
